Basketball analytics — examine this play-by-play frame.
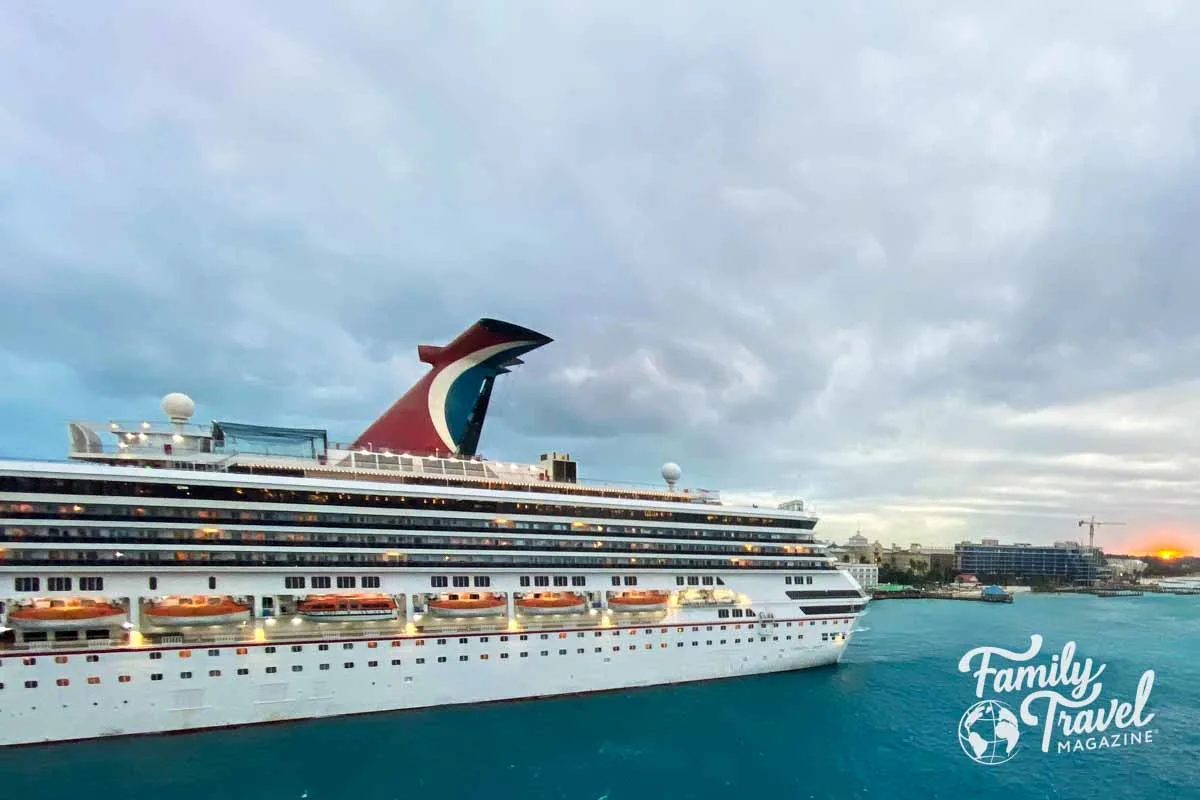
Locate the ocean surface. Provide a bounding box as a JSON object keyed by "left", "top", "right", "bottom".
{"left": 2, "top": 593, "right": 1197, "bottom": 800}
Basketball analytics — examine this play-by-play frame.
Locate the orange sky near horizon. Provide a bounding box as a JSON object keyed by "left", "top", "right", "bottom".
{"left": 1103, "top": 527, "right": 1199, "bottom": 558}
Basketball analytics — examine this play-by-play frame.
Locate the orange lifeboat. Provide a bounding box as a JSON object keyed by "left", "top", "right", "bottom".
{"left": 516, "top": 592, "right": 588, "bottom": 615}
{"left": 144, "top": 596, "right": 252, "bottom": 627}
{"left": 426, "top": 593, "right": 506, "bottom": 618}
{"left": 297, "top": 594, "right": 398, "bottom": 622}
{"left": 8, "top": 599, "right": 127, "bottom": 630}
{"left": 608, "top": 591, "right": 670, "bottom": 613}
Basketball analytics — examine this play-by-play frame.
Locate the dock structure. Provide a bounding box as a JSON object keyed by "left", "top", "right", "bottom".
{"left": 1143, "top": 585, "right": 1200, "bottom": 596}
{"left": 870, "top": 587, "right": 1013, "bottom": 603}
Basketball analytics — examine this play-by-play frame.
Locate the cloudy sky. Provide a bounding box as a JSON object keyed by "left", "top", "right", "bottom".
{"left": 2, "top": 1, "right": 1199, "bottom": 553}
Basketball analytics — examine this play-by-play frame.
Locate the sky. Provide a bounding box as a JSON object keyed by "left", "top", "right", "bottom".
{"left": 2, "top": 1, "right": 1199, "bottom": 554}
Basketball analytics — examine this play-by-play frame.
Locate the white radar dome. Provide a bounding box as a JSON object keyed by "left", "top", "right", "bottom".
{"left": 661, "top": 462, "right": 682, "bottom": 489}
{"left": 161, "top": 392, "right": 196, "bottom": 423}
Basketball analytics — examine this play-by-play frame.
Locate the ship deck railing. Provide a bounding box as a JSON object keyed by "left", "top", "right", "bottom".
{"left": 62, "top": 421, "right": 739, "bottom": 507}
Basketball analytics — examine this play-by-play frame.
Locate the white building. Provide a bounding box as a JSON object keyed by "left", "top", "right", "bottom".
{"left": 839, "top": 562, "right": 879, "bottom": 590}
{"left": 1105, "top": 558, "right": 1147, "bottom": 578}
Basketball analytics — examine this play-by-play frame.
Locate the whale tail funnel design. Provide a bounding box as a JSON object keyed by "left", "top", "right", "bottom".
{"left": 352, "top": 318, "right": 552, "bottom": 457}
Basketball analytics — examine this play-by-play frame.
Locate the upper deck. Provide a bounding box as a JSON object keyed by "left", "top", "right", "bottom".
{"left": 61, "top": 417, "right": 815, "bottom": 524}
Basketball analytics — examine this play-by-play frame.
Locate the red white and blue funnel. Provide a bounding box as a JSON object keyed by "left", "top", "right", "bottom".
{"left": 353, "top": 318, "right": 551, "bottom": 457}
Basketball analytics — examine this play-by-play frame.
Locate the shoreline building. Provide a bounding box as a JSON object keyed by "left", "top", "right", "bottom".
{"left": 954, "top": 540, "right": 1103, "bottom": 585}
{"left": 837, "top": 562, "right": 879, "bottom": 590}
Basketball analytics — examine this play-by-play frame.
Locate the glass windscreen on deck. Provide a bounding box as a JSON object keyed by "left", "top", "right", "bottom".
{"left": 211, "top": 422, "right": 328, "bottom": 459}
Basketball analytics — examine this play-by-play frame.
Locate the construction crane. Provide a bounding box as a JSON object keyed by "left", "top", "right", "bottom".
{"left": 1078, "top": 515, "right": 1126, "bottom": 553}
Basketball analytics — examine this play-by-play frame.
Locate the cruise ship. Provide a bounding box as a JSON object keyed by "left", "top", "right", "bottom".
{"left": 0, "top": 318, "right": 868, "bottom": 746}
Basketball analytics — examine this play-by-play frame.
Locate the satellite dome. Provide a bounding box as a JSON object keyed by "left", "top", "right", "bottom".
{"left": 661, "top": 462, "right": 682, "bottom": 489}
{"left": 161, "top": 392, "right": 196, "bottom": 423}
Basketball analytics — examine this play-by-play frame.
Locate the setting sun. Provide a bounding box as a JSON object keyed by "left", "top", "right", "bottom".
{"left": 1157, "top": 550, "right": 1181, "bottom": 560}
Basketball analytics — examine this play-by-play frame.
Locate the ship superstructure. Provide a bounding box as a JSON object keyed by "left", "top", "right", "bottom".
{"left": 0, "top": 318, "right": 867, "bottom": 746}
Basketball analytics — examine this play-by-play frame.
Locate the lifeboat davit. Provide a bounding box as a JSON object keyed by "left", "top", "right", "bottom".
{"left": 516, "top": 592, "right": 588, "bottom": 615}
{"left": 144, "top": 596, "right": 252, "bottom": 627}
{"left": 297, "top": 594, "right": 398, "bottom": 622}
{"left": 8, "top": 599, "right": 127, "bottom": 630}
{"left": 426, "top": 593, "right": 506, "bottom": 618}
{"left": 608, "top": 591, "right": 670, "bottom": 613}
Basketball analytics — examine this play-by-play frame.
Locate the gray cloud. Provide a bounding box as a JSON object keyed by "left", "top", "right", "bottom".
{"left": 2, "top": 0, "right": 1200, "bottom": 553}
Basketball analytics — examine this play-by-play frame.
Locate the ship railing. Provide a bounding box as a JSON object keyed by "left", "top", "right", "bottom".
{"left": 0, "top": 637, "right": 119, "bottom": 652}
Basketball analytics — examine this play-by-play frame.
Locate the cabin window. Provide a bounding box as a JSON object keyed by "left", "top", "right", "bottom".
{"left": 24, "top": 681, "right": 37, "bottom": 689}
{"left": 148, "top": 577, "right": 158, "bottom": 590}
{"left": 336, "top": 576, "right": 356, "bottom": 589}
{"left": 702, "top": 577, "right": 714, "bottom": 586}
{"left": 553, "top": 576, "right": 567, "bottom": 587}
{"left": 362, "top": 576, "right": 381, "bottom": 588}
{"left": 210, "top": 670, "right": 222, "bottom": 677}
{"left": 14, "top": 577, "right": 39, "bottom": 592}
{"left": 80, "top": 577, "right": 104, "bottom": 591}
{"left": 48, "top": 577, "right": 72, "bottom": 591}
{"left": 676, "top": 576, "right": 684, "bottom": 586}
{"left": 535, "top": 576, "right": 550, "bottom": 587}
{"left": 519, "top": 576, "right": 531, "bottom": 587}
{"left": 312, "top": 576, "right": 332, "bottom": 589}
{"left": 451, "top": 576, "right": 469, "bottom": 588}
{"left": 237, "top": 668, "right": 249, "bottom": 676}
{"left": 265, "top": 667, "right": 277, "bottom": 674}
{"left": 285, "top": 576, "right": 305, "bottom": 589}
{"left": 571, "top": 576, "right": 586, "bottom": 586}
{"left": 623, "top": 576, "right": 638, "bottom": 586}
{"left": 430, "top": 576, "right": 448, "bottom": 588}
{"left": 473, "top": 576, "right": 490, "bottom": 587}
{"left": 180, "top": 672, "right": 192, "bottom": 679}
{"left": 611, "top": 577, "right": 620, "bottom": 586}
{"left": 151, "top": 674, "right": 162, "bottom": 681}
{"left": 207, "top": 577, "right": 216, "bottom": 590}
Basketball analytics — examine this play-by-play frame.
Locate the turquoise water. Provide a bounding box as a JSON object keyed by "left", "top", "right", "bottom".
{"left": 2, "top": 594, "right": 1197, "bottom": 799}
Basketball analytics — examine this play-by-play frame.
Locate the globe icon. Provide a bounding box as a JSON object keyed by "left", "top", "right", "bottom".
{"left": 958, "top": 699, "right": 1021, "bottom": 765}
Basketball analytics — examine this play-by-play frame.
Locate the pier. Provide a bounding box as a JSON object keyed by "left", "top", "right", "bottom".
{"left": 870, "top": 588, "right": 1013, "bottom": 603}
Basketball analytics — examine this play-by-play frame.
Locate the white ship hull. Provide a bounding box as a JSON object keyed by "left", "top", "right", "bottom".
{"left": 0, "top": 614, "right": 854, "bottom": 747}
